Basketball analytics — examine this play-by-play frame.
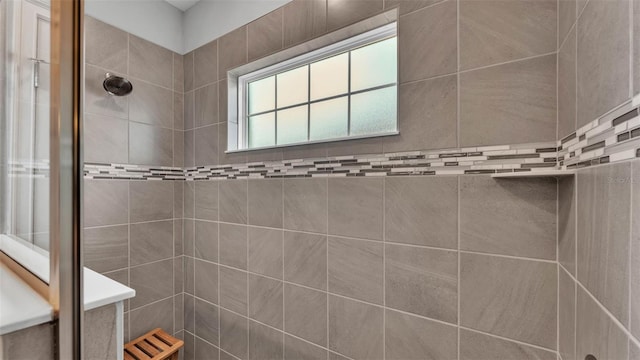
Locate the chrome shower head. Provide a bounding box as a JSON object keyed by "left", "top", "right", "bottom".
{"left": 103, "top": 73, "right": 133, "bottom": 96}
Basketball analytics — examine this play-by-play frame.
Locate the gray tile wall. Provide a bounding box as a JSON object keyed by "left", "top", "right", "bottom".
{"left": 558, "top": 158, "right": 640, "bottom": 360}
{"left": 84, "top": 16, "right": 184, "bottom": 168}
{"left": 181, "top": 176, "right": 559, "bottom": 359}
{"left": 83, "top": 16, "right": 186, "bottom": 346}
{"left": 557, "top": 0, "right": 635, "bottom": 139}
{"left": 183, "top": 0, "right": 559, "bottom": 166}
{"left": 83, "top": 179, "right": 184, "bottom": 344}
{"left": 177, "top": 1, "right": 566, "bottom": 358}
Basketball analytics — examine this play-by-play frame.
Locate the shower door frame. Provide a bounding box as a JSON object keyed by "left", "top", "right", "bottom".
{"left": 49, "top": 0, "right": 84, "bottom": 358}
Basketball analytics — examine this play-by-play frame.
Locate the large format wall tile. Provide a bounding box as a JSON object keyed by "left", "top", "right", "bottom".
{"left": 130, "top": 220, "right": 173, "bottom": 266}
{"left": 218, "top": 27, "right": 247, "bottom": 81}
{"left": 194, "top": 40, "right": 218, "bottom": 89}
{"left": 632, "top": 160, "right": 640, "bottom": 339}
{"left": 384, "top": 75, "right": 457, "bottom": 152}
{"left": 184, "top": 91, "right": 195, "bottom": 130}
{"left": 248, "top": 179, "right": 283, "bottom": 228}
{"left": 249, "top": 274, "right": 284, "bottom": 329}
{"left": 577, "top": 0, "right": 629, "bottom": 127}
{"left": 85, "top": 17, "right": 127, "bottom": 74}
{"left": 459, "top": 0, "right": 556, "bottom": 70}
{"left": 558, "top": 27, "right": 577, "bottom": 138}
{"left": 173, "top": 53, "right": 184, "bottom": 93}
{"left": 283, "top": 231, "right": 327, "bottom": 290}
{"left": 195, "top": 259, "right": 219, "bottom": 304}
{"left": 84, "top": 180, "right": 129, "bottom": 227}
{"left": 220, "top": 309, "right": 248, "bottom": 359}
{"left": 558, "top": 176, "right": 577, "bottom": 275}
{"left": 283, "top": 0, "right": 326, "bottom": 46}
{"left": 84, "top": 225, "right": 128, "bottom": 273}
{"left": 385, "top": 176, "right": 457, "bottom": 249}
{"left": 385, "top": 244, "right": 457, "bottom": 323}
{"left": 174, "top": 93, "right": 184, "bottom": 130}
{"left": 385, "top": 309, "right": 457, "bottom": 360}
{"left": 460, "top": 55, "right": 557, "bottom": 146}
{"left": 195, "top": 220, "right": 219, "bottom": 262}
{"left": 459, "top": 329, "right": 557, "bottom": 360}
{"left": 130, "top": 298, "right": 174, "bottom": 340}
{"left": 460, "top": 253, "right": 557, "bottom": 349}
{"left": 195, "top": 298, "right": 219, "bottom": 345}
{"left": 559, "top": 268, "right": 576, "bottom": 360}
{"left": 84, "top": 112, "right": 128, "bottom": 165}
{"left": 284, "top": 284, "right": 327, "bottom": 346}
{"left": 248, "top": 9, "right": 283, "bottom": 61}
{"left": 195, "top": 83, "right": 218, "bottom": 127}
{"left": 398, "top": 0, "right": 457, "bottom": 82}
{"left": 249, "top": 320, "right": 284, "bottom": 360}
{"left": 460, "top": 176, "right": 557, "bottom": 260}
{"left": 559, "top": 0, "right": 577, "bottom": 46}
{"left": 326, "top": 0, "right": 383, "bottom": 31}
{"left": 184, "top": 51, "right": 194, "bottom": 92}
{"left": 283, "top": 178, "right": 327, "bottom": 234}
{"left": 130, "top": 181, "right": 173, "bottom": 222}
{"left": 130, "top": 259, "right": 174, "bottom": 309}
{"left": 220, "top": 180, "right": 248, "bottom": 224}
{"left": 285, "top": 335, "right": 327, "bottom": 360}
{"left": 328, "top": 237, "right": 384, "bottom": 304}
{"left": 195, "top": 181, "right": 218, "bottom": 221}
{"left": 129, "top": 122, "right": 173, "bottom": 166}
{"left": 219, "top": 223, "right": 248, "bottom": 270}
{"left": 194, "top": 124, "right": 219, "bottom": 166}
{"left": 328, "top": 295, "right": 383, "bottom": 360}
{"left": 577, "top": 163, "right": 631, "bottom": 326}
{"left": 194, "top": 337, "right": 217, "bottom": 359}
{"left": 129, "top": 80, "right": 173, "bottom": 128}
{"left": 576, "top": 286, "right": 629, "bottom": 360}
{"left": 248, "top": 227, "right": 283, "bottom": 279}
{"left": 328, "top": 178, "right": 383, "bottom": 240}
{"left": 219, "top": 266, "right": 248, "bottom": 315}
{"left": 129, "top": 35, "right": 173, "bottom": 89}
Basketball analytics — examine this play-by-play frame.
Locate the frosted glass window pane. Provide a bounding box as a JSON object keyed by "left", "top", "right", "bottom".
{"left": 351, "top": 38, "right": 397, "bottom": 91}
{"left": 249, "top": 76, "right": 275, "bottom": 114}
{"left": 277, "top": 105, "right": 308, "bottom": 145}
{"left": 350, "top": 87, "right": 397, "bottom": 136}
{"left": 249, "top": 112, "right": 275, "bottom": 148}
{"left": 310, "top": 53, "right": 348, "bottom": 100}
{"left": 277, "top": 66, "right": 308, "bottom": 108}
{"left": 310, "top": 97, "right": 348, "bottom": 141}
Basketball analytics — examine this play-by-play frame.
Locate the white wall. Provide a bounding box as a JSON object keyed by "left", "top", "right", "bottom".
{"left": 85, "top": 0, "right": 293, "bottom": 54}
{"left": 182, "top": 0, "right": 291, "bottom": 53}
{"left": 85, "top": 0, "right": 184, "bottom": 53}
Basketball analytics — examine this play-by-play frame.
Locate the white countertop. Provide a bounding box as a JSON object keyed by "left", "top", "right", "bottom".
{"left": 0, "top": 235, "right": 135, "bottom": 335}
{"left": 0, "top": 261, "right": 53, "bottom": 335}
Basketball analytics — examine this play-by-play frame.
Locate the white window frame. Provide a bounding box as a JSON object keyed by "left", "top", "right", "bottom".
{"left": 228, "top": 21, "right": 398, "bottom": 153}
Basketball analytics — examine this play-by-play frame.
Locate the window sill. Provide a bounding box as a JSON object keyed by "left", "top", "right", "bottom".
{"left": 225, "top": 131, "right": 399, "bottom": 154}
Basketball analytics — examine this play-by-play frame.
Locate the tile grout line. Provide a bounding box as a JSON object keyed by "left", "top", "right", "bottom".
{"left": 281, "top": 178, "right": 286, "bottom": 359}
{"left": 326, "top": 176, "right": 330, "bottom": 359}
{"left": 456, "top": 0, "right": 462, "bottom": 355}
{"left": 382, "top": 177, "right": 386, "bottom": 360}
{"left": 457, "top": 175, "right": 461, "bottom": 360}
{"left": 559, "top": 262, "right": 640, "bottom": 349}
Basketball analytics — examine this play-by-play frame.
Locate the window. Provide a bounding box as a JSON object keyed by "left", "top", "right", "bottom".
{"left": 230, "top": 22, "right": 398, "bottom": 152}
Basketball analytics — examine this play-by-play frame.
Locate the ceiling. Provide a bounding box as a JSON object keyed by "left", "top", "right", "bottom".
{"left": 165, "top": 0, "right": 201, "bottom": 12}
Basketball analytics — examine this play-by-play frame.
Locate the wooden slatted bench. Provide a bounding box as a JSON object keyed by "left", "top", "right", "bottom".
{"left": 124, "top": 328, "right": 184, "bottom": 360}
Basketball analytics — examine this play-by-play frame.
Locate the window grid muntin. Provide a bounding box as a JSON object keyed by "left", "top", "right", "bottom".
{"left": 239, "top": 23, "right": 397, "bottom": 150}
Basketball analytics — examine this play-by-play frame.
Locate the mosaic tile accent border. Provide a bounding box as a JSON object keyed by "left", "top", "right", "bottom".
{"left": 9, "top": 99, "right": 640, "bottom": 181}
{"left": 559, "top": 100, "right": 640, "bottom": 170}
